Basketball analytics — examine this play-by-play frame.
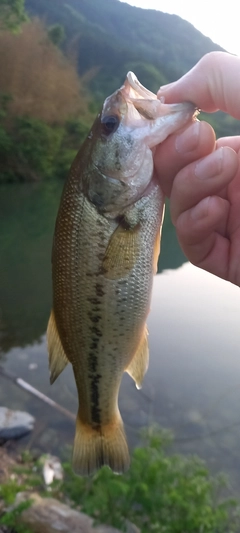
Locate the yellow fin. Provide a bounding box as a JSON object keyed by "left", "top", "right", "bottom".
{"left": 153, "top": 230, "right": 161, "bottom": 275}
{"left": 102, "top": 224, "right": 140, "bottom": 280}
{"left": 126, "top": 326, "right": 149, "bottom": 389}
{"left": 72, "top": 411, "right": 130, "bottom": 476}
{"left": 47, "top": 311, "right": 69, "bottom": 385}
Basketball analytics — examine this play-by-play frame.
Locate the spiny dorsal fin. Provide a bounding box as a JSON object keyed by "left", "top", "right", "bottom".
{"left": 125, "top": 326, "right": 149, "bottom": 389}
{"left": 102, "top": 223, "right": 141, "bottom": 279}
{"left": 47, "top": 311, "right": 69, "bottom": 385}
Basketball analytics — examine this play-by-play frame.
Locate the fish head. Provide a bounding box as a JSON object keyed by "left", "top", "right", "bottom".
{"left": 86, "top": 72, "right": 197, "bottom": 214}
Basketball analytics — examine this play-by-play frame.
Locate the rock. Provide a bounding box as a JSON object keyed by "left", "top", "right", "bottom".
{"left": 15, "top": 493, "right": 94, "bottom": 533}
{"left": 14, "top": 493, "right": 126, "bottom": 533}
{"left": 125, "top": 521, "right": 141, "bottom": 533}
{"left": 96, "top": 521, "right": 140, "bottom": 533}
{"left": 93, "top": 526, "right": 123, "bottom": 533}
{"left": 0, "top": 407, "right": 35, "bottom": 440}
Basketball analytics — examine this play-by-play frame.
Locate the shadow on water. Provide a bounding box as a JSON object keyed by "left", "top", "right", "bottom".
{"left": 158, "top": 199, "right": 187, "bottom": 273}
{"left": 0, "top": 182, "right": 63, "bottom": 352}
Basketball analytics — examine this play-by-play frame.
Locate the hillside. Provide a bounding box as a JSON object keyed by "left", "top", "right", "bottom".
{"left": 24, "top": 0, "right": 225, "bottom": 99}
{"left": 1, "top": 0, "right": 239, "bottom": 183}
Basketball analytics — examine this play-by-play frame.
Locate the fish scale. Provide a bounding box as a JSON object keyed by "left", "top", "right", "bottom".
{"left": 47, "top": 71, "right": 196, "bottom": 475}
{"left": 53, "top": 183, "right": 163, "bottom": 457}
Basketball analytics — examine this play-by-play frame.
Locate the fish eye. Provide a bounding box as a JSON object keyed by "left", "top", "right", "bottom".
{"left": 101, "top": 115, "right": 120, "bottom": 135}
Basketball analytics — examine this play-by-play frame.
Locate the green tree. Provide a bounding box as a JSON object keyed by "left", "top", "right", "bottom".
{"left": 0, "top": 0, "right": 28, "bottom": 32}
{"left": 48, "top": 23, "right": 65, "bottom": 46}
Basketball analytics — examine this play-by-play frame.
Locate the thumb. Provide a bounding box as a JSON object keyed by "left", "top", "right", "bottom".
{"left": 158, "top": 52, "right": 240, "bottom": 119}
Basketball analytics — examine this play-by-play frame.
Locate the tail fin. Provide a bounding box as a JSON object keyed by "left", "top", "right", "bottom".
{"left": 72, "top": 411, "right": 130, "bottom": 476}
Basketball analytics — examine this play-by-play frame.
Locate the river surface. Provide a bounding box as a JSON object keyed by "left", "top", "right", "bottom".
{"left": 1, "top": 183, "right": 240, "bottom": 492}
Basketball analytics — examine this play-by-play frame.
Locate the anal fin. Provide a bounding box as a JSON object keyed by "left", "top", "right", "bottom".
{"left": 47, "top": 310, "right": 69, "bottom": 385}
{"left": 125, "top": 326, "right": 149, "bottom": 389}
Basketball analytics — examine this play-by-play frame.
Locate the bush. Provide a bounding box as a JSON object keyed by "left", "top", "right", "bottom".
{"left": 13, "top": 117, "right": 64, "bottom": 179}
{"left": 0, "top": 428, "right": 239, "bottom": 532}
{"left": 0, "top": 96, "right": 91, "bottom": 182}
{"left": 62, "top": 427, "right": 240, "bottom": 533}
{"left": 0, "top": 19, "right": 89, "bottom": 124}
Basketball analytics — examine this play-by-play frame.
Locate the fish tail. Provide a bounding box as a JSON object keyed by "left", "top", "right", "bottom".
{"left": 72, "top": 411, "right": 130, "bottom": 476}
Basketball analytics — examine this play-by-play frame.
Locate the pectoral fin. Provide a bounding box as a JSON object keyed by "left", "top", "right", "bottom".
{"left": 47, "top": 311, "right": 69, "bottom": 384}
{"left": 102, "top": 223, "right": 141, "bottom": 280}
{"left": 125, "top": 326, "right": 149, "bottom": 389}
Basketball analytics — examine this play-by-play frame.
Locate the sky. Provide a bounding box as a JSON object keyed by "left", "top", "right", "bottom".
{"left": 118, "top": 0, "right": 240, "bottom": 57}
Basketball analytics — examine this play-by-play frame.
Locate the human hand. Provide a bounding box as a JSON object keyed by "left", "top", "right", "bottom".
{"left": 155, "top": 52, "right": 240, "bottom": 285}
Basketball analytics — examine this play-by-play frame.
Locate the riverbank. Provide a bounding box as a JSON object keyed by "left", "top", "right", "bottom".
{"left": 1, "top": 426, "right": 240, "bottom": 533}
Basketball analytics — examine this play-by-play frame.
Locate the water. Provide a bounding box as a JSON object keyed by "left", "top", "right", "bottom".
{"left": 1, "top": 182, "right": 240, "bottom": 491}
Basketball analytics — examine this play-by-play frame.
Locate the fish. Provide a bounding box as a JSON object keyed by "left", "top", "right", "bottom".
{"left": 47, "top": 72, "right": 196, "bottom": 476}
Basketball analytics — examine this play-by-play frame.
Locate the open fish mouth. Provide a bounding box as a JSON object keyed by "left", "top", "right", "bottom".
{"left": 122, "top": 71, "right": 197, "bottom": 122}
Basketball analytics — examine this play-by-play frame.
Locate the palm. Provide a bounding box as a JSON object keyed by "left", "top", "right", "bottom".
{"left": 156, "top": 52, "right": 240, "bottom": 287}
{"left": 174, "top": 145, "right": 240, "bottom": 285}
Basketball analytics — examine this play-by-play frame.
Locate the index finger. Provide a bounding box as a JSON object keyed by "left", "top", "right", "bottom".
{"left": 158, "top": 52, "right": 240, "bottom": 119}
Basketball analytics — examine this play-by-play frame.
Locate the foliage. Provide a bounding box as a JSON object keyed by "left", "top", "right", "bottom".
{"left": 61, "top": 427, "right": 240, "bottom": 533}
{"left": 47, "top": 23, "right": 65, "bottom": 46}
{"left": 0, "top": 2, "right": 239, "bottom": 182}
{"left": 0, "top": 454, "right": 42, "bottom": 533}
{"left": 200, "top": 111, "right": 240, "bottom": 139}
{"left": 0, "top": 18, "right": 95, "bottom": 182}
{"left": 25, "top": 0, "right": 224, "bottom": 96}
{"left": 0, "top": 19, "right": 90, "bottom": 124}
{"left": 23, "top": 0, "right": 240, "bottom": 137}
{"left": 0, "top": 428, "right": 240, "bottom": 532}
{"left": 0, "top": 478, "right": 24, "bottom": 505}
{"left": 0, "top": 0, "right": 28, "bottom": 32}
{"left": 0, "top": 500, "right": 33, "bottom": 533}
{"left": 0, "top": 110, "right": 89, "bottom": 182}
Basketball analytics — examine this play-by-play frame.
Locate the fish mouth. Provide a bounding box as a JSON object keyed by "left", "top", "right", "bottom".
{"left": 101, "top": 72, "right": 197, "bottom": 133}
{"left": 115, "top": 72, "right": 198, "bottom": 149}
{"left": 121, "top": 71, "right": 197, "bottom": 122}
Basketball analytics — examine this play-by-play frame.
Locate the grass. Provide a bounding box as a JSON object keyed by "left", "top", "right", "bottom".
{"left": 0, "top": 427, "right": 240, "bottom": 532}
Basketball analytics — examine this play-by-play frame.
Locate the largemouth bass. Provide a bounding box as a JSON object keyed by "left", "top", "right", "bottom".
{"left": 47, "top": 73, "right": 195, "bottom": 475}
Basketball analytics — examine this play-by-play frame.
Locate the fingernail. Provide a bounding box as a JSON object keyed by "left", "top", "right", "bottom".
{"left": 195, "top": 148, "right": 223, "bottom": 179}
{"left": 191, "top": 197, "right": 210, "bottom": 220}
{"left": 175, "top": 121, "right": 200, "bottom": 154}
